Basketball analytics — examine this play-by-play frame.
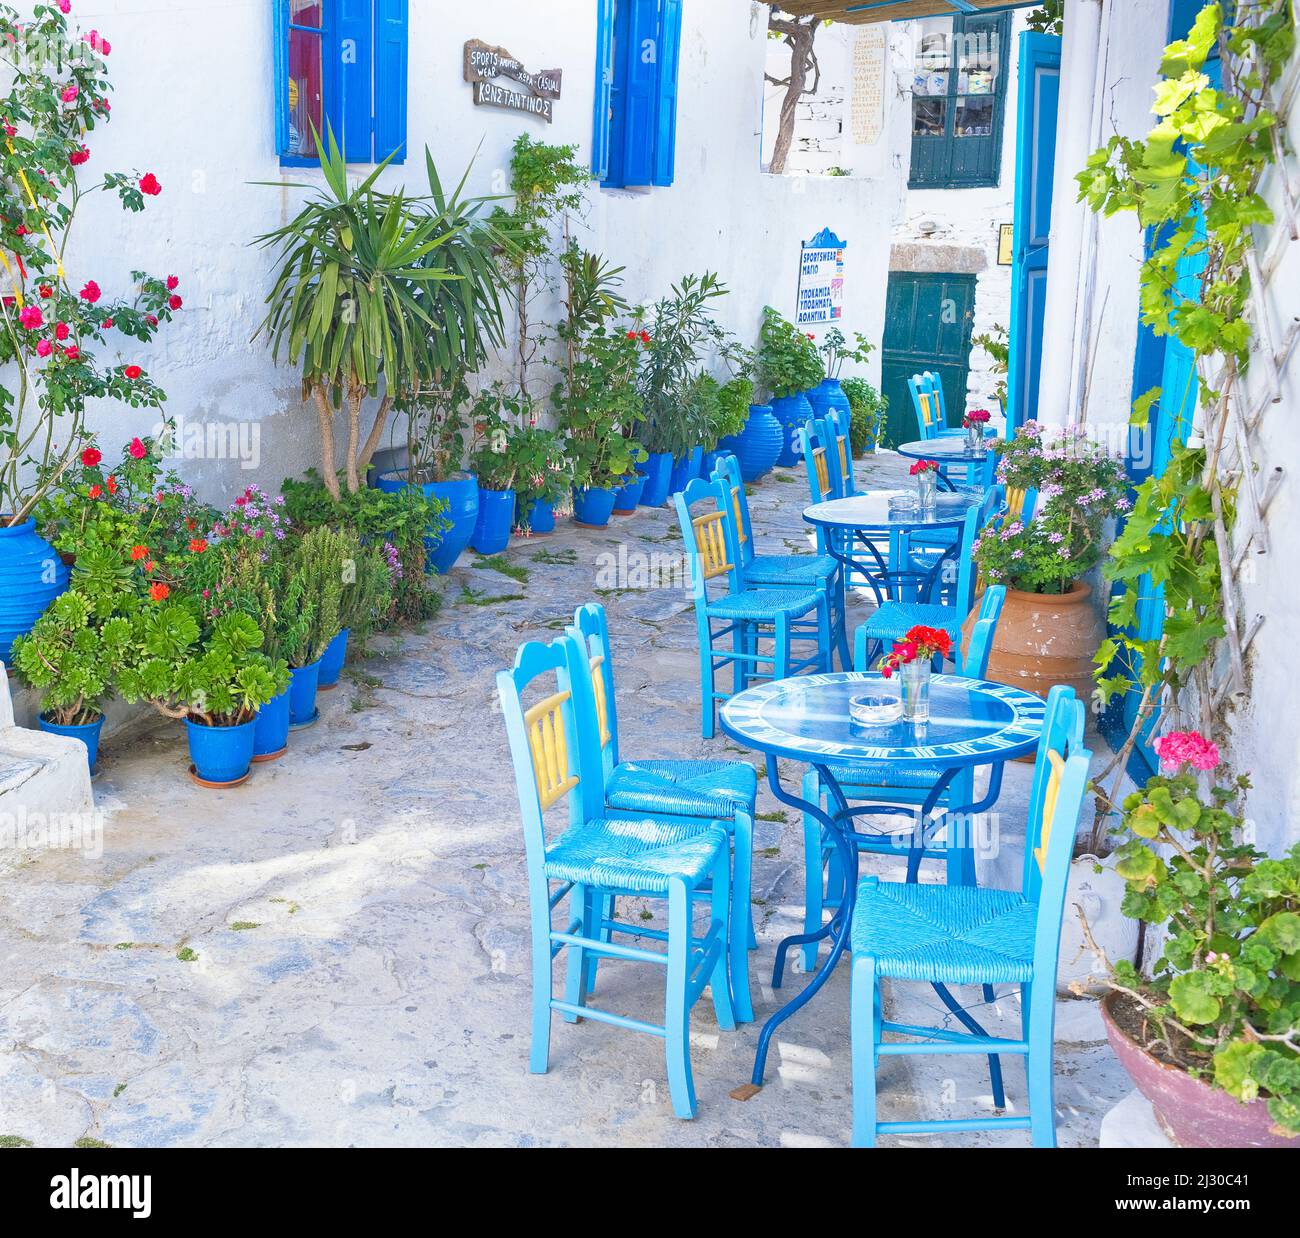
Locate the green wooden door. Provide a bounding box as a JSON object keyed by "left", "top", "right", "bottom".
{"left": 880, "top": 271, "right": 976, "bottom": 447}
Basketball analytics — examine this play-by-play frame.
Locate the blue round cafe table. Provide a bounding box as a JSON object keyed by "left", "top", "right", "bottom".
{"left": 895, "top": 437, "right": 994, "bottom": 490}
{"left": 804, "top": 490, "right": 982, "bottom": 608}
{"left": 720, "top": 671, "right": 1046, "bottom": 1091}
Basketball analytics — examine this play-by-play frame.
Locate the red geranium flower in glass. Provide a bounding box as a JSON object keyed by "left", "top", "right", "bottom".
{"left": 909, "top": 458, "right": 940, "bottom": 476}
{"left": 81, "top": 447, "right": 102, "bottom": 468}
{"left": 128, "top": 436, "right": 147, "bottom": 459}
{"left": 139, "top": 173, "right": 161, "bottom": 196}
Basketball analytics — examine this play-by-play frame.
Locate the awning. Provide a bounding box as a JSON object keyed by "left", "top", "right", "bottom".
{"left": 777, "top": 1, "right": 1034, "bottom": 25}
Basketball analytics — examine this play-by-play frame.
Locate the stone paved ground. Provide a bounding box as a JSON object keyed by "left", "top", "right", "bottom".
{"left": 0, "top": 452, "right": 1133, "bottom": 1148}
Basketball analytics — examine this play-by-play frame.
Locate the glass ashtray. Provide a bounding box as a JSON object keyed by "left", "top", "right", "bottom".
{"left": 848, "top": 693, "right": 903, "bottom": 726}
{"left": 888, "top": 492, "right": 919, "bottom": 514}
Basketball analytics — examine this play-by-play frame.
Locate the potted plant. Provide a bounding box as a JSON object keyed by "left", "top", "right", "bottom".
{"left": 811, "top": 328, "right": 874, "bottom": 433}
{"left": 708, "top": 373, "right": 755, "bottom": 477}
{"left": 1086, "top": 733, "right": 1299, "bottom": 1146}
{"left": 757, "top": 307, "right": 823, "bottom": 466}
{"left": 970, "top": 423, "right": 1131, "bottom": 698}
{"left": 10, "top": 591, "right": 129, "bottom": 774}
{"left": 510, "top": 425, "right": 573, "bottom": 531}
{"left": 319, "top": 542, "right": 393, "bottom": 691}
{"left": 277, "top": 527, "right": 347, "bottom": 728}
{"left": 0, "top": 6, "right": 178, "bottom": 659}
{"left": 467, "top": 386, "right": 531, "bottom": 555}
{"left": 841, "top": 377, "right": 888, "bottom": 456}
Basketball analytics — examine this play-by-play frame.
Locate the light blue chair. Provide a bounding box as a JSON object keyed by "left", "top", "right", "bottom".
{"left": 564, "top": 603, "right": 757, "bottom": 1022}
{"left": 799, "top": 417, "right": 876, "bottom": 606}
{"left": 498, "top": 637, "right": 735, "bottom": 1120}
{"left": 849, "top": 685, "right": 1091, "bottom": 1147}
{"left": 798, "top": 586, "right": 1008, "bottom": 973}
{"left": 675, "top": 475, "right": 831, "bottom": 739}
{"left": 712, "top": 453, "right": 846, "bottom": 668}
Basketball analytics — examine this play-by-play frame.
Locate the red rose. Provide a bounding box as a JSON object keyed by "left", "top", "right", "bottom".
{"left": 38, "top": 285, "right": 53, "bottom": 298}
{"left": 87, "top": 484, "right": 102, "bottom": 499}
{"left": 14, "top": 225, "right": 28, "bottom": 235}
{"left": 69, "top": 146, "right": 90, "bottom": 166}
{"left": 166, "top": 275, "right": 179, "bottom": 291}
{"left": 168, "top": 294, "right": 182, "bottom": 311}
{"left": 80, "top": 447, "right": 101, "bottom": 468}
{"left": 149, "top": 582, "right": 169, "bottom": 602}
{"left": 139, "top": 173, "right": 161, "bottom": 196}
{"left": 128, "top": 436, "right": 146, "bottom": 459}
{"left": 80, "top": 280, "right": 100, "bottom": 303}
{"left": 54, "top": 321, "right": 69, "bottom": 340}
{"left": 101, "top": 317, "right": 113, "bottom": 328}
{"left": 145, "top": 314, "right": 157, "bottom": 327}
{"left": 64, "top": 345, "right": 79, "bottom": 360}
{"left": 124, "top": 364, "right": 142, "bottom": 380}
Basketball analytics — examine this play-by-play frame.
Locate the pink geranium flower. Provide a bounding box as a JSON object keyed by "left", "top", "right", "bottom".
{"left": 1153, "top": 730, "right": 1220, "bottom": 773}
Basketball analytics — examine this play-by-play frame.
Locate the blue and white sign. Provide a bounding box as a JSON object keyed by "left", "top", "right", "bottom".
{"left": 796, "top": 227, "right": 847, "bottom": 327}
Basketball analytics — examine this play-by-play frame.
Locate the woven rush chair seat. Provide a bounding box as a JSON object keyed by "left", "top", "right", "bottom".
{"left": 745, "top": 552, "right": 840, "bottom": 587}
{"left": 605, "top": 759, "right": 757, "bottom": 819}
{"left": 706, "top": 588, "right": 823, "bottom": 621}
{"left": 545, "top": 817, "right": 730, "bottom": 896}
{"left": 861, "top": 601, "right": 965, "bottom": 645}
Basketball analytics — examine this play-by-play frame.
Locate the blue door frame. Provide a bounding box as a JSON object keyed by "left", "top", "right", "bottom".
{"left": 1006, "top": 32, "right": 1061, "bottom": 429}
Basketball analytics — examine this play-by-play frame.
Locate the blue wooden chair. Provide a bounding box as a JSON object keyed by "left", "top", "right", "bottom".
{"left": 564, "top": 603, "right": 757, "bottom": 1022}
{"left": 799, "top": 418, "right": 876, "bottom": 605}
{"left": 849, "top": 685, "right": 1091, "bottom": 1147}
{"left": 907, "top": 374, "right": 955, "bottom": 442}
{"left": 712, "top": 453, "right": 846, "bottom": 668}
{"left": 675, "top": 475, "right": 831, "bottom": 739}
{"left": 798, "top": 586, "right": 1008, "bottom": 972}
{"left": 498, "top": 637, "right": 735, "bottom": 1120}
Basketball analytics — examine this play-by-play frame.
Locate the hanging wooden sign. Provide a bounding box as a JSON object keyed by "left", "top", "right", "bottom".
{"left": 464, "top": 40, "right": 562, "bottom": 123}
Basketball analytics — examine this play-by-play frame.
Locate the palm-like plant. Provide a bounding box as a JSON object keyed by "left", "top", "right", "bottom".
{"left": 254, "top": 130, "right": 467, "bottom": 498}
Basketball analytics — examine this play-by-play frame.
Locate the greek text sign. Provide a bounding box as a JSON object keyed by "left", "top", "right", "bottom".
{"left": 797, "top": 228, "right": 847, "bottom": 327}
{"left": 464, "top": 39, "right": 561, "bottom": 123}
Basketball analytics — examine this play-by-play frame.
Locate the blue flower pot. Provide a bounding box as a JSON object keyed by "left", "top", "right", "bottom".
{"left": 637, "top": 451, "right": 674, "bottom": 507}
{"left": 375, "top": 471, "right": 475, "bottom": 576}
{"left": 252, "top": 687, "right": 291, "bottom": 761}
{"left": 701, "top": 450, "right": 726, "bottom": 480}
{"left": 186, "top": 717, "right": 256, "bottom": 786}
{"left": 317, "top": 628, "right": 350, "bottom": 689}
{"left": 38, "top": 713, "right": 104, "bottom": 775}
{"left": 470, "top": 486, "right": 516, "bottom": 555}
{"left": 809, "top": 378, "right": 852, "bottom": 430}
{"left": 572, "top": 486, "right": 618, "bottom": 528}
{"left": 0, "top": 518, "right": 70, "bottom": 662}
{"left": 288, "top": 659, "right": 322, "bottom": 727}
{"left": 688, "top": 445, "right": 704, "bottom": 479}
{"left": 770, "top": 392, "right": 815, "bottom": 467}
{"left": 522, "top": 498, "right": 556, "bottom": 534}
{"left": 613, "top": 473, "right": 647, "bottom": 513}
{"left": 667, "top": 454, "right": 694, "bottom": 496}
{"left": 725, "top": 405, "right": 783, "bottom": 482}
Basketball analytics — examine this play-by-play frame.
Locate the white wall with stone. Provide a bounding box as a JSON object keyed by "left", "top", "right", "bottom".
{"left": 44, "top": 0, "right": 906, "bottom": 503}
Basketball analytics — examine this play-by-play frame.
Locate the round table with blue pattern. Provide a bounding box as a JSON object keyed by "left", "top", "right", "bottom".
{"left": 895, "top": 438, "right": 994, "bottom": 489}
{"left": 720, "top": 671, "right": 1046, "bottom": 1092}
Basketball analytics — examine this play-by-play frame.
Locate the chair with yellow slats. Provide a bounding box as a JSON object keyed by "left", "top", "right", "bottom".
{"left": 498, "top": 636, "right": 736, "bottom": 1120}
{"left": 848, "top": 685, "right": 1091, "bottom": 1148}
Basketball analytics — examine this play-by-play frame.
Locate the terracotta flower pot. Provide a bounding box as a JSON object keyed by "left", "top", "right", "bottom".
{"left": 966, "top": 581, "right": 1103, "bottom": 699}
{"left": 1100, "top": 992, "right": 1297, "bottom": 1148}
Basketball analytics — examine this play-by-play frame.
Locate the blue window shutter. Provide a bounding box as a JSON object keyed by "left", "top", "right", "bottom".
{"left": 274, "top": 0, "right": 291, "bottom": 157}
{"left": 652, "top": 0, "right": 682, "bottom": 186}
{"left": 374, "top": 0, "right": 408, "bottom": 163}
{"left": 335, "top": 0, "right": 373, "bottom": 160}
{"left": 622, "top": 0, "right": 659, "bottom": 186}
{"left": 592, "top": 0, "right": 615, "bottom": 180}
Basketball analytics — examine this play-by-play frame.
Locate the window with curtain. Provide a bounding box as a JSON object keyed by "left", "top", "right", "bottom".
{"left": 274, "top": 0, "right": 409, "bottom": 166}
{"left": 592, "top": 0, "right": 683, "bottom": 190}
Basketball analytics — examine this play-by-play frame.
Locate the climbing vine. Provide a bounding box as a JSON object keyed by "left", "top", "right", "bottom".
{"left": 1076, "top": 0, "right": 1294, "bottom": 839}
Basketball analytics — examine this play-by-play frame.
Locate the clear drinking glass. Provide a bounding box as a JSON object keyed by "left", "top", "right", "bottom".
{"left": 917, "top": 470, "right": 938, "bottom": 511}
{"left": 901, "top": 659, "right": 932, "bottom": 723}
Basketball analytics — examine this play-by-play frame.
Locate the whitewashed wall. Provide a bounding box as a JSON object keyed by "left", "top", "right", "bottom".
{"left": 55, "top": 0, "right": 903, "bottom": 501}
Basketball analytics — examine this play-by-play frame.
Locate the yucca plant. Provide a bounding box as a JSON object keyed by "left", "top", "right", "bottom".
{"left": 254, "top": 129, "right": 467, "bottom": 498}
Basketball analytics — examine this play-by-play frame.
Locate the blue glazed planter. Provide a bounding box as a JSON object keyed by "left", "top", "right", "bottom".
{"left": 0, "top": 518, "right": 70, "bottom": 662}
{"left": 317, "top": 628, "right": 350, "bottom": 689}
{"left": 809, "top": 377, "right": 852, "bottom": 426}
{"left": 521, "top": 497, "right": 556, "bottom": 534}
{"left": 667, "top": 454, "right": 694, "bottom": 496}
{"left": 470, "top": 486, "right": 516, "bottom": 555}
{"left": 770, "top": 392, "right": 815, "bottom": 467}
{"left": 688, "top": 445, "right": 704, "bottom": 480}
{"left": 613, "top": 473, "right": 647, "bottom": 513}
{"left": 726, "top": 405, "right": 783, "bottom": 482}
{"left": 572, "top": 486, "right": 618, "bottom": 528}
{"left": 638, "top": 451, "right": 674, "bottom": 507}
{"left": 701, "top": 450, "right": 726, "bottom": 480}
{"left": 252, "top": 687, "right": 291, "bottom": 761}
{"left": 186, "top": 718, "right": 256, "bottom": 786}
{"left": 375, "top": 471, "right": 476, "bottom": 576}
{"left": 38, "top": 713, "right": 104, "bottom": 775}
{"left": 288, "top": 659, "right": 322, "bottom": 727}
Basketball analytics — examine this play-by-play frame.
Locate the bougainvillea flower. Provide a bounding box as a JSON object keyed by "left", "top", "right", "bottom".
{"left": 79, "top": 280, "right": 100, "bottom": 302}
{"left": 81, "top": 447, "right": 101, "bottom": 468}
{"left": 35, "top": 338, "right": 52, "bottom": 357}
{"left": 1153, "top": 730, "right": 1220, "bottom": 773}
{"left": 18, "top": 304, "right": 42, "bottom": 329}
{"left": 128, "top": 436, "right": 146, "bottom": 458}
{"left": 124, "top": 364, "right": 142, "bottom": 379}
{"left": 139, "top": 173, "right": 161, "bottom": 196}
{"left": 149, "top": 582, "right": 169, "bottom": 602}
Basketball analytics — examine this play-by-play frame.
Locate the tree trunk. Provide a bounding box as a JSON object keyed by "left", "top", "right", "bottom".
{"left": 345, "top": 384, "right": 363, "bottom": 494}
{"left": 311, "top": 384, "right": 341, "bottom": 501}
{"left": 767, "top": 13, "right": 820, "bottom": 177}
{"left": 357, "top": 392, "right": 394, "bottom": 480}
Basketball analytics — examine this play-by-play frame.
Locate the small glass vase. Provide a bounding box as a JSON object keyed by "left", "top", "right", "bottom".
{"left": 965, "top": 424, "right": 984, "bottom": 454}
{"left": 917, "top": 469, "right": 938, "bottom": 511}
{"left": 900, "top": 659, "right": 932, "bottom": 723}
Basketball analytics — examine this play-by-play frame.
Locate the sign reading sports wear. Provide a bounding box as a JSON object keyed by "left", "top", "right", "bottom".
{"left": 796, "top": 229, "right": 847, "bottom": 327}
{"left": 464, "top": 40, "right": 562, "bottom": 123}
